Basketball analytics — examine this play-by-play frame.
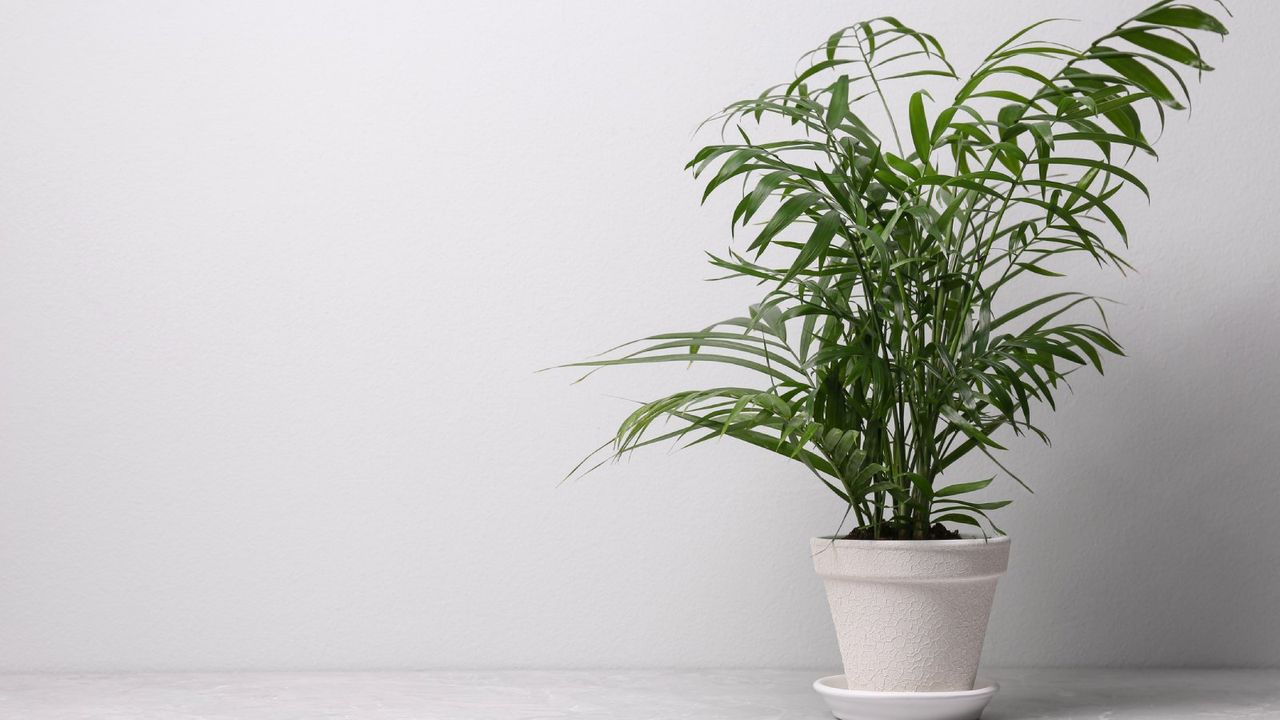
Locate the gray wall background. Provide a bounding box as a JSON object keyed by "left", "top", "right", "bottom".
{"left": 1, "top": 0, "right": 1276, "bottom": 671}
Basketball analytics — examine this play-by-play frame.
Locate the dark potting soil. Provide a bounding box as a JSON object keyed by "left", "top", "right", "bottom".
{"left": 840, "top": 523, "right": 963, "bottom": 541}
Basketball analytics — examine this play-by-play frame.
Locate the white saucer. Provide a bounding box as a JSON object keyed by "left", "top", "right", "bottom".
{"left": 813, "top": 675, "right": 999, "bottom": 720}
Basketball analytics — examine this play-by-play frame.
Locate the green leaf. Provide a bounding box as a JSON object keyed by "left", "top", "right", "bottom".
{"left": 788, "top": 59, "right": 853, "bottom": 96}
{"left": 935, "top": 477, "right": 994, "bottom": 497}
{"left": 937, "top": 498, "right": 1013, "bottom": 511}
{"left": 1092, "top": 48, "right": 1183, "bottom": 108}
{"left": 827, "top": 76, "right": 850, "bottom": 128}
{"left": 884, "top": 153, "right": 923, "bottom": 180}
{"left": 1015, "top": 261, "right": 1065, "bottom": 277}
{"left": 750, "top": 193, "right": 821, "bottom": 254}
{"left": 784, "top": 211, "right": 843, "bottom": 284}
{"left": 1116, "top": 29, "right": 1212, "bottom": 70}
{"left": 733, "top": 170, "right": 792, "bottom": 227}
{"left": 933, "top": 513, "right": 983, "bottom": 529}
{"left": 1137, "top": 5, "right": 1228, "bottom": 35}
{"left": 563, "top": 353, "right": 799, "bottom": 385}
{"left": 942, "top": 406, "right": 1007, "bottom": 450}
{"left": 908, "top": 90, "right": 932, "bottom": 165}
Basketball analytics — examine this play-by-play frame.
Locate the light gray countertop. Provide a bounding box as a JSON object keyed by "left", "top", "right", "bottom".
{"left": 0, "top": 668, "right": 1276, "bottom": 719}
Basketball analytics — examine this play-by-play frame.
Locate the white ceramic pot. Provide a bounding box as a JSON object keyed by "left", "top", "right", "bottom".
{"left": 811, "top": 535, "right": 1010, "bottom": 692}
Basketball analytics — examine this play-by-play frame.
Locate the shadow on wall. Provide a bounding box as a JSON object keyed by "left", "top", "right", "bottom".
{"left": 988, "top": 289, "right": 1280, "bottom": 667}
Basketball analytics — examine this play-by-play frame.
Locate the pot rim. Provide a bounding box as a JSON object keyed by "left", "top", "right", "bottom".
{"left": 812, "top": 534, "right": 1009, "bottom": 547}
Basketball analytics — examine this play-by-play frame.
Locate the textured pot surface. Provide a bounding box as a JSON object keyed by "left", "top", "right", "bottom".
{"left": 811, "top": 536, "right": 1010, "bottom": 692}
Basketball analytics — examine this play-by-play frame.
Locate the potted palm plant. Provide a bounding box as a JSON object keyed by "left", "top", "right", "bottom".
{"left": 557, "top": 0, "right": 1228, "bottom": 713}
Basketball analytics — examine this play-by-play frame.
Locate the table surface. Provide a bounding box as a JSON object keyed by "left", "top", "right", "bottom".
{"left": 0, "top": 668, "right": 1277, "bottom": 719}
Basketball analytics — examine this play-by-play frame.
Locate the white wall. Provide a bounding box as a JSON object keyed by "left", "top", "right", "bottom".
{"left": 1, "top": 0, "right": 1277, "bottom": 671}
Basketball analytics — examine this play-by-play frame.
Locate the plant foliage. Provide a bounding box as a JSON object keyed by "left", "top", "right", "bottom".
{"left": 559, "top": 1, "right": 1229, "bottom": 538}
